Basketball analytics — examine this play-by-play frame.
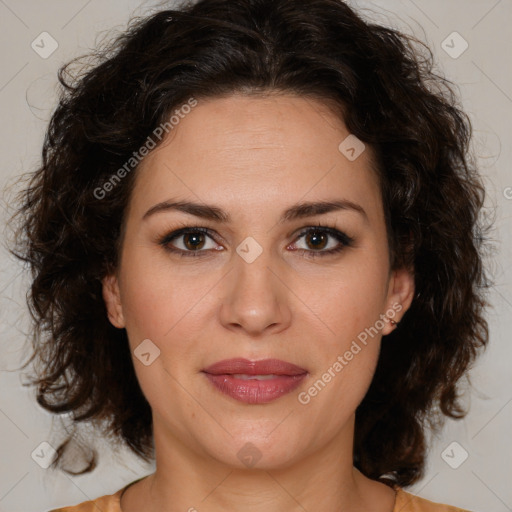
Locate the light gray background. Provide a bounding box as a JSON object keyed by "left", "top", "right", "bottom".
{"left": 0, "top": 1, "right": 511, "bottom": 511}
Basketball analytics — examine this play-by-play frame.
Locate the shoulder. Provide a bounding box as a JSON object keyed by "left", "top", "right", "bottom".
{"left": 394, "top": 487, "right": 475, "bottom": 512}
{"left": 47, "top": 475, "right": 148, "bottom": 512}
{"left": 47, "top": 487, "right": 124, "bottom": 512}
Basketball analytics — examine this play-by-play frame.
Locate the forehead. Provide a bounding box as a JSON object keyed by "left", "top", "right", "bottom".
{"left": 129, "top": 93, "right": 382, "bottom": 221}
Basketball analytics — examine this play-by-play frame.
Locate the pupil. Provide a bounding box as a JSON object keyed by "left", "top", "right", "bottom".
{"left": 184, "top": 233, "right": 204, "bottom": 250}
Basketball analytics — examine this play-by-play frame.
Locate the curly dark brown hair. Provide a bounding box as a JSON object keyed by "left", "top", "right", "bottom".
{"left": 10, "top": 0, "right": 492, "bottom": 487}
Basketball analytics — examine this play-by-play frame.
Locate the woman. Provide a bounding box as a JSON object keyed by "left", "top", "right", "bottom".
{"left": 11, "top": 0, "right": 491, "bottom": 510}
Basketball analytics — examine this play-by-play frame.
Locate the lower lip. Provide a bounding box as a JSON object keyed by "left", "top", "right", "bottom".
{"left": 203, "top": 373, "right": 307, "bottom": 404}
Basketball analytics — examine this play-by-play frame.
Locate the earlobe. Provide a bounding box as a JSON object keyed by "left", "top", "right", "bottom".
{"left": 102, "top": 274, "right": 125, "bottom": 328}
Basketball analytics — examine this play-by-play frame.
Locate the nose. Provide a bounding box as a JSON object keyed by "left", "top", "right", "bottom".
{"left": 218, "top": 245, "right": 292, "bottom": 337}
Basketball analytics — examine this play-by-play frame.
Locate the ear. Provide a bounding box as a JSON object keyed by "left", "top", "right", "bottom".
{"left": 102, "top": 274, "right": 125, "bottom": 328}
{"left": 381, "top": 266, "right": 415, "bottom": 336}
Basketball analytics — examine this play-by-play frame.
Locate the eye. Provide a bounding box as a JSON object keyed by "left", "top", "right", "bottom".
{"left": 159, "top": 227, "right": 221, "bottom": 257}
{"left": 289, "top": 225, "right": 354, "bottom": 259}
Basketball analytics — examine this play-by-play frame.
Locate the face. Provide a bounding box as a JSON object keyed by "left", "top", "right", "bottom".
{"left": 103, "top": 93, "right": 414, "bottom": 471}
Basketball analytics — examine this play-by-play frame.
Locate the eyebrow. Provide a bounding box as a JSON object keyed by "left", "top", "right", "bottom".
{"left": 142, "top": 198, "right": 368, "bottom": 223}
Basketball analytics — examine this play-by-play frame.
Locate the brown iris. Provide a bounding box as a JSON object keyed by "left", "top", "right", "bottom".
{"left": 183, "top": 232, "right": 206, "bottom": 250}
{"left": 304, "top": 230, "right": 328, "bottom": 250}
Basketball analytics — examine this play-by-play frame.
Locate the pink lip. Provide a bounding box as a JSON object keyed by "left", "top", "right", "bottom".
{"left": 202, "top": 358, "right": 308, "bottom": 404}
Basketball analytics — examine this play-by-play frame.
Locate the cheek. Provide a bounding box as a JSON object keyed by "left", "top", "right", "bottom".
{"left": 118, "top": 252, "right": 206, "bottom": 343}
{"left": 297, "top": 286, "right": 384, "bottom": 430}
{"left": 117, "top": 256, "right": 207, "bottom": 419}
{"left": 117, "top": 252, "right": 225, "bottom": 404}
{"left": 306, "top": 261, "right": 389, "bottom": 346}
{"left": 295, "top": 257, "right": 388, "bottom": 406}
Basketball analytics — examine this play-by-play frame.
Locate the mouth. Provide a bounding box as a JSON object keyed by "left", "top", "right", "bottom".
{"left": 202, "top": 358, "right": 308, "bottom": 404}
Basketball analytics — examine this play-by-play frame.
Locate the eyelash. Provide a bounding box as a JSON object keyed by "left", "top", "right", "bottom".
{"left": 158, "top": 224, "right": 354, "bottom": 260}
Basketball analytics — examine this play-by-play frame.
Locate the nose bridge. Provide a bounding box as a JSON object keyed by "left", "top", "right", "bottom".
{"left": 219, "top": 235, "right": 291, "bottom": 335}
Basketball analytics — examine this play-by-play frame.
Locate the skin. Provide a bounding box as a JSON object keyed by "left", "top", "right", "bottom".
{"left": 103, "top": 93, "right": 415, "bottom": 512}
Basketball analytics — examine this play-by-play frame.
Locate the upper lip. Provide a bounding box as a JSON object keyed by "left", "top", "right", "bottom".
{"left": 202, "top": 358, "right": 307, "bottom": 376}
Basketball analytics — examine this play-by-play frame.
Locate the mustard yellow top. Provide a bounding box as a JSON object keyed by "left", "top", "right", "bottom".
{"left": 48, "top": 480, "right": 473, "bottom": 512}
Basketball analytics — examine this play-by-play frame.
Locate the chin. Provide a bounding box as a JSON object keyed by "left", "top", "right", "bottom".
{"left": 200, "top": 428, "right": 307, "bottom": 471}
